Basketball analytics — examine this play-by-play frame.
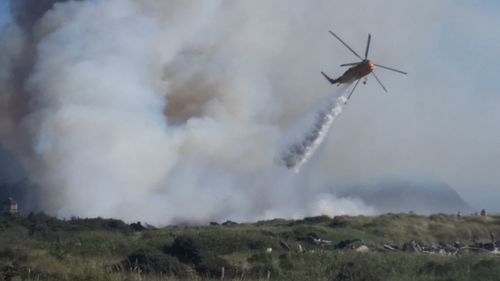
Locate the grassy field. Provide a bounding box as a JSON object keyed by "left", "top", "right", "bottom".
{"left": 1, "top": 213, "right": 500, "bottom": 280}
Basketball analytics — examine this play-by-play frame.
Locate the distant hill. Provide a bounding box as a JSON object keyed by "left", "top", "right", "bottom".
{"left": 335, "top": 178, "right": 475, "bottom": 215}
{"left": 0, "top": 145, "right": 39, "bottom": 212}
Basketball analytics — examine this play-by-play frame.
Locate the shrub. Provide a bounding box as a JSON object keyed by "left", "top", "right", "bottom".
{"left": 195, "top": 253, "right": 234, "bottom": 278}
{"left": 298, "top": 215, "right": 332, "bottom": 224}
{"left": 247, "top": 239, "right": 268, "bottom": 250}
{"left": 0, "top": 247, "right": 28, "bottom": 263}
{"left": 278, "top": 253, "right": 293, "bottom": 270}
{"left": 164, "top": 236, "right": 202, "bottom": 265}
{"left": 330, "top": 216, "right": 349, "bottom": 228}
{"left": 164, "top": 236, "right": 238, "bottom": 278}
{"left": 248, "top": 253, "right": 272, "bottom": 264}
{"left": 123, "top": 248, "right": 191, "bottom": 277}
{"left": 329, "top": 254, "right": 389, "bottom": 281}
{"left": 292, "top": 226, "right": 327, "bottom": 242}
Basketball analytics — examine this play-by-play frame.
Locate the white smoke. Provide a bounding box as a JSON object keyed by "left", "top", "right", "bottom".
{"left": 280, "top": 84, "right": 352, "bottom": 171}
{"left": 0, "top": 0, "right": 379, "bottom": 224}
{"left": 313, "top": 193, "right": 375, "bottom": 217}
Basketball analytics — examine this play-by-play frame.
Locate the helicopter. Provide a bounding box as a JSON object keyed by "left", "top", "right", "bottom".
{"left": 321, "top": 31, "right": 407, "bottom": 100}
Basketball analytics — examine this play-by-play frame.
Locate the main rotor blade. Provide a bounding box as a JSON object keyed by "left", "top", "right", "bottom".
{"left": 340, "top": 62, "right": 359, "bottom": 67}
{"left": 374, "top": 64, "right": 407, "bottom": 75}
{"left": 347, "top": 79, "right": 361, "bottom": 100}
{"left": 365, "top": 34, "right": 371, "bottom": 59}
{"left": 371, "top": 72, "right": 387, "bottom": 92}
{"left": 328, "top": 31, "right": 363, "bottom": 60}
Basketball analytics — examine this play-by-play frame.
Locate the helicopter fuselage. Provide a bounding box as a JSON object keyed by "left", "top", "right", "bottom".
{"left": 335, "top": 60, "right": 374, "bottom": 84}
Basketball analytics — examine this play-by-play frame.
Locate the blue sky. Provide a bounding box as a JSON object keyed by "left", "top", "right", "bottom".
{"left": 0, "top": 0, "right": 11, "bottom": 28}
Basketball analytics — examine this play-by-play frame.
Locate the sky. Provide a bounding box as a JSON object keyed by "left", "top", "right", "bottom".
{"left": 0, "top": 0, "right": 499, "bottom": 221}
{"left": 0, "top": 1, "right": 11, "bottom": 28}
{"left": 313, "top": 1, "right": 500, "bottom": 211}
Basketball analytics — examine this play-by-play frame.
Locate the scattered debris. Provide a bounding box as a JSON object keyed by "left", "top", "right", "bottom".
{"left": 402, "top": 240, "right": 422, "bottom": 252}
{"left": 312, "top": 237, "right": 333, "bottom": 246}
{"left": 375, "top": 239, "right": 500, "bottom": 256}
{"left": 383, "top": 244, "right": 396, "bottom": 251}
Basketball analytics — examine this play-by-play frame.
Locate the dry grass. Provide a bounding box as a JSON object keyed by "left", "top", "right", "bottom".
{"left": 2, "top": 214, "right": 500, "bottom": 280}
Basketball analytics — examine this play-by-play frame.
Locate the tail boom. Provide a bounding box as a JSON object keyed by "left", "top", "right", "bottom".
{"left": 321, "top": 71, "right": 338, "bottom": 84}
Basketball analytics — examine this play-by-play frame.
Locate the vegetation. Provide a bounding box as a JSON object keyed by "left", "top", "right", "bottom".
{"left": 1, "top": 213, "right": 500, "bottom": 280}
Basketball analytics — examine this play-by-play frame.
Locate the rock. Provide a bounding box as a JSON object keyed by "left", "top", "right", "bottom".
{"left": 279, "top": 240, "right": 290, "bottom": 251}
{"left": 266, "top": 248, "right": 273, "bottom": 253}
{"left": 298, "top": 244, "right": 304, "bottom": 253}
{"left": 479, "top": 242, "right": 496, "bottom": 252}
{"left": 402, "top": 240, "right": 422, "bottom": 252}
{"left": 355, "top": 245, "right": 369, "bottom": 252}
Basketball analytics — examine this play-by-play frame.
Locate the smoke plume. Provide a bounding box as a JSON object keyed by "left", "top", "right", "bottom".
{"left": 0, "top": 0, "right": 376, "bottom": 224}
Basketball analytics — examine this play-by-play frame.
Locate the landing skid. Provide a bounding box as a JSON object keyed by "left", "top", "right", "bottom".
{"left": 345, "top": 79, "right": 361, "bottom": 104}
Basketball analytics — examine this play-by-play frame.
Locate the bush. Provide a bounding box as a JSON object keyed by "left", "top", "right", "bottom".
{"left": 330, "top": 216, "right": 349, "bottom": 228}
{"left": 195, "top": 253, "right": 233, "bottom": 278}
{"left": 328, "top": 254, "right": 389, "bottom": 281}
{"left": 247, "top": 238, "right": 268, "bottom": 250}
{"left": 164, "top": 236, "right": 238, "bottom": 278}
{"left": 296, "top": 215, "right": 332, "bottom": 225}
{"left": 123, "top": 248, "right": 191, "bottom": 277}
{"left": 248, "top": 253, "right": 272, "bottom": 264}
{"left": 0, "top": 248, "right": 28, "bottom": 263}
{"left": 164, "top": 236, "right": 202, "bottom": 265}
{"left": 292, "top": 226, "right": 327, "bottom": 242}
{"left": 278, "top": 253, "right": 293, "bottom": 270}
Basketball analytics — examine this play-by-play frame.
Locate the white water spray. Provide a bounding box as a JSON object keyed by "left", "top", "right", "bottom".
{"left": 281, "top": 83, "right": 353, "bottom": 172}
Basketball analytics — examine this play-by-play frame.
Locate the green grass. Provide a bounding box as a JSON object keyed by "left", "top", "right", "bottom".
{"left": 1, "top": 213, "right": 500, "bottom": 280}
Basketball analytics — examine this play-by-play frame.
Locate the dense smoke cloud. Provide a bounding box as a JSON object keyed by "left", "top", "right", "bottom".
{"left": 0, "top": 0, "right": 378, "bottom": 223}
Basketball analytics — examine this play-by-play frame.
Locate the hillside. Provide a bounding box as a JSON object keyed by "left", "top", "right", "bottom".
{"left": 336, "top": 178, "right": 475, "bottom": 214}
{"left": 1, "top": 213, "right": 500, "bottom": 280}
